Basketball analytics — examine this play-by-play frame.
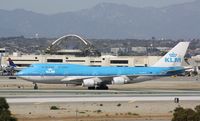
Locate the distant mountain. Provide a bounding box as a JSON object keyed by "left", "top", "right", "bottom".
{"left": 0, "top": 1, "right": 200, "bottom": 39}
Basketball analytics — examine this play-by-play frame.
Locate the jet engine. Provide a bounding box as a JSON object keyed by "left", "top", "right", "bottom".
{"left": 112, "top": 76, "right": 129, "bottom": 85}
{"left": 82, "top": 78, "right": 101, "bottom": 87}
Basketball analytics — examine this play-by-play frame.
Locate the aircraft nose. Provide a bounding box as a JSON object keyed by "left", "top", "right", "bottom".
{"left": 16, "top": 71, "right": 29, "bottom": 80}
{"left": 16, "top": 71, "right": 23, "bottom": 76}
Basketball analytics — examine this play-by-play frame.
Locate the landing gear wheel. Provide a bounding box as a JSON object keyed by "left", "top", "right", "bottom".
{"left": 103, "top": 85, "right": 109, "bottom": 90}
{"left": 88, "top": 86, "right": 95, "bottom": 90}
{"left": 34, "top": 83, "right": 38, "bottom": 90}
{"left": 96, "top": 85, "right": 109, "bottom": 90}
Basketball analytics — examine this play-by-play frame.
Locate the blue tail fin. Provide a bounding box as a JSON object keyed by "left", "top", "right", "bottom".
{"left": 7, "top": 58, "right": 16, "bottom": 67}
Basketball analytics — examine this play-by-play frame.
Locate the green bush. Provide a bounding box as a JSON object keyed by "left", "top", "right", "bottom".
{"left": 50, "top": 106, "right": 59, "bottom": 110}
{"left": 172, "top": 105, "right": 200, "bottom": 121}
{"left": 195, "top": 105, "right": 200, "bottom": 113}
{"left": 0, "top": 97, "right": 17, "bottom": 121}
{"left": 94, "top": 109, "right": 102, "bottom": 113}
{"left": 117, "top": 103, "right": 121, "bottom": 107}
{"left": 78, "top": 111, "right": 85, "bottom": 114}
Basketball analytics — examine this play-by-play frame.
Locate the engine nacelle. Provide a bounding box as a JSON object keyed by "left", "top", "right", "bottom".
{"left": 112, "top": 76, "right": 129, "bottom": 85}
{"left": 82, "top": 78, "right": 101, "bottom": 87}
{"left": 82, "top": 79, "right": 95, "bottom": 87}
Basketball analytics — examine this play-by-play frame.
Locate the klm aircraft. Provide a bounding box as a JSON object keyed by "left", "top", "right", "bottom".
{"left": 17, "top": 42, "right": 189, "bottom": 90}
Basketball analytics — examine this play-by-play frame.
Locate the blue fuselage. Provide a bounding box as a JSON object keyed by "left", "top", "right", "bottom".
{"left": 17, "top": 63, "right": 184, "bottom": 77}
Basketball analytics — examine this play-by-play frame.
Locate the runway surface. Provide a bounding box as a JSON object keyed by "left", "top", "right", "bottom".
{"left": 6, "top": 96, "right": 200, "bottom": 103}
{"left": 2, "top": 89, "right": 200, "bottom": 103}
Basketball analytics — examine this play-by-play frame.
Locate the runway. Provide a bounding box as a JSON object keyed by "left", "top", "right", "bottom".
{"left": 2, "top": 89, "right": 200, "bottom": 103}
{"left": 6, "top": 96, "right": 200, "bottom": 103}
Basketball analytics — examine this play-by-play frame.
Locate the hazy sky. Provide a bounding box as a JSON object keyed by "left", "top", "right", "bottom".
{"left": 0, "top": 0, "right": 195, "bottom": 14}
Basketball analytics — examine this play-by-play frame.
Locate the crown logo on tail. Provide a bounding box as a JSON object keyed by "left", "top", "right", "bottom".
{"left": 169, "top": 52, "right": 177, "bottom": 57}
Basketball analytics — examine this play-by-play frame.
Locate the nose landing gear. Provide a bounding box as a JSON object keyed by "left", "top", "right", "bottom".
{"left": 33, "top": 83, "right": 38, "bottom": 90}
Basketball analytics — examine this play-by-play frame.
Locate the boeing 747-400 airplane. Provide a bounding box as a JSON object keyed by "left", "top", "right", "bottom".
{"left": 17, "top": 42, "right": 189, "bottom": 90}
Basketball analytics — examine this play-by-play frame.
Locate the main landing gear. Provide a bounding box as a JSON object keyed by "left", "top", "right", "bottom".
{"left": 88, "top": 84, "right": 109, "bottom": 90}
{"left": 33, "top": 83, "right": 38, "bottom": 90}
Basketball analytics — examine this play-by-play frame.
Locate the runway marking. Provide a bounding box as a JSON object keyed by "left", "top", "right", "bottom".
{"left": 34, "top": 102, "right": 43, "bottom": 105}
{"left": 6, "top": 96, "right": 200, "bottom": 104}
{"left": 128, "top": 100, "right": 135, "bottom": 103}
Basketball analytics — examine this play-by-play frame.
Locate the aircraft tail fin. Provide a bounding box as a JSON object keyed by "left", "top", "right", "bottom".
{"left": 7, "top": 58, "right": 16, "bottom": 67}
{"left": 152, "top": 42, "right": 190, "bottom": 67}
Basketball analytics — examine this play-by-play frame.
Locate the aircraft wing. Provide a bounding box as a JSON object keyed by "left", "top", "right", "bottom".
{"left": 61, "top": 76, "right": 112, "bottom": 84}
{"left": 61, "top": 75, "right": 139, "bottom": 85}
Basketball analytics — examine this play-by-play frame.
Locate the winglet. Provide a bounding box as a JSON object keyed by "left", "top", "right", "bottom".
{"left": 152, "top": 42, "right": 190, "bottom": 67}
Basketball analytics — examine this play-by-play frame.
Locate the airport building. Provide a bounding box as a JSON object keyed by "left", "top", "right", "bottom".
{"left": 0, "top": 34, "right": 199, "bottom": 70}
{"left": 1, "top": 54, "right": 161, "bottom": 68}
